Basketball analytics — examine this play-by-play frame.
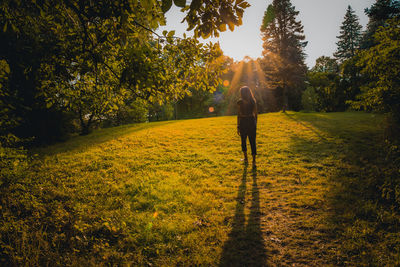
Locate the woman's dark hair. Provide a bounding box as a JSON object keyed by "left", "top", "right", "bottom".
{"left": 240, "top": 86, "right": 256, "bottom": 106}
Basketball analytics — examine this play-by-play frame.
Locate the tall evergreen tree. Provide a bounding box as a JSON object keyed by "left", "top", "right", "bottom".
{"left": 260, "top": 0, "right": 307, "bottom": 111}
{"left": 334, "top": 5, "right": 363, "bottom": 63}
{"left": 361, "top": 0, "right": 400, "bottom": 48}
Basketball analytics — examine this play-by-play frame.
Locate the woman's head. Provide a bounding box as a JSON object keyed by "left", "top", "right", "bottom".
{"left": 240, "top": 86, "right": 256, "bottom": 104}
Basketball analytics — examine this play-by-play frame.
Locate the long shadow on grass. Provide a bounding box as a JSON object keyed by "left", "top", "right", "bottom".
{"left": 285, "top": 112, "right": 392, "bottom": 264}
{"left": 219, "top": 165, "right": 268, "bottom": 267}
{"left": 284, "top": 112, "right": 328, "bottom": 141}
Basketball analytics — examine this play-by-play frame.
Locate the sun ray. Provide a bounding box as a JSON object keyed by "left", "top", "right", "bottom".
{"left": 253, "top": 59, "right": 266, "bottom": 85}
{"left": 245, "top": 60, "right": 254, "bottom": 87}
{"left": 253, "top": 58, "right": 278, "bottom": 111}
{"left": 229, "top": 61, "right": 244, "bottom": 95}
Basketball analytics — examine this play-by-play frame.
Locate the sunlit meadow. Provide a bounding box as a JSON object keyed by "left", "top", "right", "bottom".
{"left": 3, "top": 112, "right": 399, "bottom": 266}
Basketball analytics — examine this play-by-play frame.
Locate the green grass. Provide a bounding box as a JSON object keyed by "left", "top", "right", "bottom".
{"left": 1, "top": 112, "right": 399, "bottom": 266}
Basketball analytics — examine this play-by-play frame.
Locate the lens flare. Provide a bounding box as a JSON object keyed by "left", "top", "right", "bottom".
{"left": 223, "top": 80, "right": 230, "bottom": 87}
{"left": 208, "top": 107, "right": 215, "bottom": 113}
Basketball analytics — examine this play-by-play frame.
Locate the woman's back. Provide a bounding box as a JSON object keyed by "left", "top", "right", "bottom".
{"left": 237, "top": 99, "right": 256, "bottom": 117}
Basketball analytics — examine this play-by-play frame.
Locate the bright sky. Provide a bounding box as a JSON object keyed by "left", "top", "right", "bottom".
{"left": 157, "top": 0, "right": 375, "bottom": 67}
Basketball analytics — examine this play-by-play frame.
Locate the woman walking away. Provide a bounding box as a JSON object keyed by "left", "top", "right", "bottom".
{"left": 237, "top": 86, "right": 257, "bottom": 167}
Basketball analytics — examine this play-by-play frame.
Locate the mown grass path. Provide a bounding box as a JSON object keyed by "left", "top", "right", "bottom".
{"left": 26, "top": 112, "right": 387, "bottom": 266}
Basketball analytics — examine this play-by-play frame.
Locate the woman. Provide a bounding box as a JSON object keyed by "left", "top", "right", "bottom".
{"left": 237, "top": 86, "right": 257, "bottom": 167}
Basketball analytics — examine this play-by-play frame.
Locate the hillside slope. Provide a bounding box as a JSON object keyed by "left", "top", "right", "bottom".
{"left": 2, "top": 112, "right": 398, "bottom": 266}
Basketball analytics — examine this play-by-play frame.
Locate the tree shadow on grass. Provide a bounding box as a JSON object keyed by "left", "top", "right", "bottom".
{"left": 285, "top": 112, "right": 398, "bottom": 265}
{"left": 284, "top": 112, "right": 328, "bottom": 141}
{"left": 219, "top": 165, "right": 268, "bottom": 267}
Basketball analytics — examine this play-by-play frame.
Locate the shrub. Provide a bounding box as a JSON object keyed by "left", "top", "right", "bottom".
{"left": 301, "top": 86, "right": 319, "bottom": 111}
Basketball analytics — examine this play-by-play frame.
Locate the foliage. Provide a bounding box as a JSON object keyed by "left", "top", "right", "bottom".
{"left": 103, "top": 98, "right": 149, "bottom": 127}
{"left": 0, "top": 0, "right": 247, "bottom": 141}
{"left": 339, "top": 55, "right": 366, "bottom": 104}
{"left": 334, "top": 5, "right": 363, "bottom": 63}
{"left": 182, "top": 0, "right": 250, "bottom": 38}
{"left": 306, "top": 71, "right": 343, "bottom": 112}
{"left": 260, "top": 0, "right": 307, "bottom": 111}
{"left": 311, "top": 56, "right": 339, "bottom": 73}
{"left": 176, "top": 83, "right": 229, "bottom": 118}
{"left": 148, "top": 101, "right": 175, "bottom": 121}
{"left": 301, "top": 86, "right": 319, "bottom": 112}
{"left": 303, "top": 56, "right": 356, "bottom": 112}
{"left": 0, "top": 145, "right": 28, "bottom": 187}
{"left": 361, "top": 0, "right": 400, "bottom": 48}
{"left": 0, "top": 60, "right": 18, "bottom": 143}
{"left": 331, "top": 5, "right": 364, "bottom": 111}
{"left": 351, "top": 18, "right": 400, "bottom": 124}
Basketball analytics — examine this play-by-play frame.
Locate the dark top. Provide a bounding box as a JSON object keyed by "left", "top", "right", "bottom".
{"left": 237, "top": 99, "right": 257, "bottom": 131}
{"left": 237, "top": 99, "right": 257, "bottom": 117}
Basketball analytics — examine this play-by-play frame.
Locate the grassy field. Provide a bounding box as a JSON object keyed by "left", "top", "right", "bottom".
{"left": 1, "top": 112, "right": 399, "bottom": 266}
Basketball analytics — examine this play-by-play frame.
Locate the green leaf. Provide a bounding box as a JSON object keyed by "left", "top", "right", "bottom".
{"left": 189, "top": 0, "right": 202, "bottom": 10}
{"left": 141, "top": 0, "right": 154, "bottom": 10}
{"left": 173, "top": 0, "right": 186, "bottom": 8}
{"left": 167, "top": 30, "right": 175, "bottom": 38}
{"left": 162, "top": 0, "right": 173, "bottom": 13}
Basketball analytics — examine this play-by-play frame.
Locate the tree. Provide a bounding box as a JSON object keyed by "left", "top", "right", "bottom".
{"left": 0, "top": 0, "right": 248, "bottom": 140}
{"left": 352, "top": 18, "right": 400, "bottom": 124}
{"left": 333, "top": 6, "right": 364, "bottom": 107}
{"left": 361, "top": 0, "right": 400, "bottom": 49}
{"left": 311, "top": 56, "right": 339, "bottom": 73}
{"left": 334, "top": 5, "right": 363, "bottom": 63}
{"left": 260, "top": 0, "right": 307, "bottom": 111}
{"left": 302, "top": 56, "right": 344, "bottom": 112}
{"left": 182, "top": 0, "right": 250, "bottom": 38}
{"left": 306, "top": 72, "right": 343, "bottom": 112}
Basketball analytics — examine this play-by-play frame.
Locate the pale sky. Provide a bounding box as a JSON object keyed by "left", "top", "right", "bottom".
{"left": 157, "top": 0, "right": 375, "bottom": 67}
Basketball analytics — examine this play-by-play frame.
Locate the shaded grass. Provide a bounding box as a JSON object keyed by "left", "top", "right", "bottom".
{"left": 1, "top": 112, "right": 399, "bottom": 266}
{"left": 288, "top": 112, "right": 400, "bottom": 266}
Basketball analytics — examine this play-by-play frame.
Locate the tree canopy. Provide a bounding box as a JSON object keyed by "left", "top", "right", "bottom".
{"left": 260, "top": 0, "right": 307, "bottom": 111}
{"left": 353, "top": 17, "right": 400, "bottom": 122}
{"left": 334, "top": 5, "right": 363, "bottom": 63}
{"left": 362, "top": 0, "right": 400, "bottom": 48}
{"left": 0, "top": 0, "right": 249, "bottom": 141}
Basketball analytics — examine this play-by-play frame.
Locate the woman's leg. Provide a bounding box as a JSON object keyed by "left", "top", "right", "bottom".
{"left": 240, "top": 132, "right": 248, "bottom": 163}
{"left": 248, "top": 129, "right": 256, "bottom": 167}
{"left": 249, "top": 131, "right": 256, "bottom": 156}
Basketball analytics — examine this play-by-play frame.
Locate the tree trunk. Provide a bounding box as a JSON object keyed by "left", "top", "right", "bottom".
{"left": 79, "top": 110, "right": 93, "bottom": 135}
